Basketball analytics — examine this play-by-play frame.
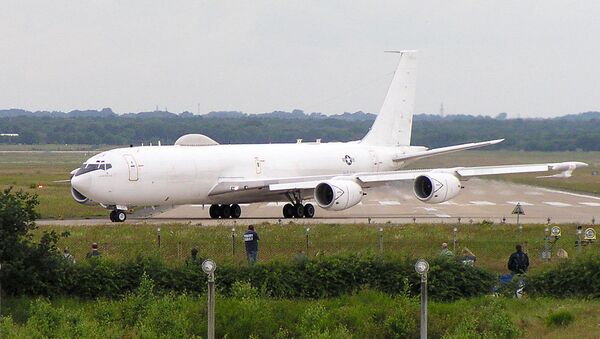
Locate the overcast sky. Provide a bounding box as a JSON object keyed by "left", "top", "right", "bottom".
{"left": 1, "top": 1, "right": 599, "bottom": 117}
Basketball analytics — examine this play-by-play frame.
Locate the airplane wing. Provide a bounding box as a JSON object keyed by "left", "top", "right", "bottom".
{"left": 209, "top": 161, "right": 588, "bottom": 197}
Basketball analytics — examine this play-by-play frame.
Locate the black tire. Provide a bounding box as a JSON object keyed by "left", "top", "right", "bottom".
{"left": 109, "top": 210, "right": 117, "bottom": 222}
{"left": 294, "top": 204, "right": 304, "bottom": 218}
{"left": 116, "top": 210, "right": 127, "bottom": 222}
{"left": 283, "top": 203, "right": 294, "bottom": 218}
{"left": 220, "top": 205, "right": 232, "bottom": 218}
{"left": 304, "top": 203, "right": 315, "bottom": 218}
{"left": 231, "top": 204, "right": 241, "bottom": 219}
{"left": 209, "top": 204, "right": 220, "bottom": 219}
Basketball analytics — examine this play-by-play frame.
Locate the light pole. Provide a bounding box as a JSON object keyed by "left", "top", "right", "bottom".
{"left": 577, "top": 226, "right": 582, "bottom": 254}
{"left": 231, "top": 227, "right": 236, "bottom": 257}
{"left": 305, "top": 228, "right": 310, "bottom": 255}
{"left": 542, "top": 227, "right": 550, "bottom": 263}
{"left": 379, "top": 227, "right": 384, "bottom": 254}
{"left": 202, "top": 259, "right": 217, "bottom": 339}
{"left": 415, "top": 259, "right": 429, "bottom": 339}
{"left": 157, "top": 227, "right": 161, "bottom": 248}
{"left": 453, "top": 227, "right": 458, "bottom": 253}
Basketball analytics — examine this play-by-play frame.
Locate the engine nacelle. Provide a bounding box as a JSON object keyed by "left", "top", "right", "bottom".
{"left": 314, "top": 180, "right": 363, "bottom": 211}
{"left": 71, "top": 187, "right": 94, "bottom": 205}
{"left": 413, "top": 173, "right": 461, "bottom": 204}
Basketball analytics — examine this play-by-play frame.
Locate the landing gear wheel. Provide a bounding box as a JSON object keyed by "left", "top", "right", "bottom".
{"left": 231, "top": 204, "right": 241, "bottom": 219}
{"left": 109, "top": 210, "right": 117, "bottom": 222}
{"left": 293, "top": 204, "right": 305, "bottom": 218}
{"left": 220, "top": 204, "right": 232, "bottom": 218}
{"left": 209, "top": 204, "right": 220, "bottom": 219}
{"left": 114, "top": 210, "right": 127, "bottom": 223}
{"left": 283, "top": 203, "right": 294, "bottom": 218}
{"left": 304, "top": 203, "right": 315, "bottom": 218}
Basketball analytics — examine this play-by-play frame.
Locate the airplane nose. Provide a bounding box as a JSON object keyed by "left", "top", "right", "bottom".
{"left": 71, "top": 173, "right": 92, "bottom": 195}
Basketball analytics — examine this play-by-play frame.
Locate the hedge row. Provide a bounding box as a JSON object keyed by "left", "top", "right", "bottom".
{"left": 2, "top": 255, "right": 496, "bottom": 301}
{"left": 528, "top": 255, "right": 600, "bottom": 298}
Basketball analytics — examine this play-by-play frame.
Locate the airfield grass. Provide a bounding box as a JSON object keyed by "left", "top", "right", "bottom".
{"left": 36, "top": 222, "right": 599, "bottom": 273}
{"left": 0, "top": 148, "right": 598, "bottom": 219}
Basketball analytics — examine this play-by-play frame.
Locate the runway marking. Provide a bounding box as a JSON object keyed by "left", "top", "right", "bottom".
{"left": 263, "top": 202, "right": 284, "bottom": 207}
{"left": 436, "top": 214, "right": 452, "bottom": 218}
{"left": 539, "top": 188, "right": 600, "bottom": 201}
{"left": 439, "top": 201, "right": 458, "bottom": 205}
{"left": 469, "top": 201, "right": 496, "bottom": 206}
{"left": 580, "top": 202, "right": 600, "bottom": 207}
{"left": 191, "top": 205, "right": 205, "bottom": 207}
{"left": 544, "top": 202, "right": 572, "bottom": 207}
{"left": 524, "top": 191, "right": 544, "bottom": 196}
{"left": 506, "top": 201, "right": 534, "bottom": 206}
{"left": 421, "top": 207, "right": 438, "bottom": 211}
{"left": 379, "top": 200, "right": 401, "bottom": 206}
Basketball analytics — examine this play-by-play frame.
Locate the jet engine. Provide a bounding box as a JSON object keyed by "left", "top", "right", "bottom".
{"left": 314, "top": 180, "right": 363, "bottom": 211}
{"left": 71, "top": 187, "right": 94, "bottom": 205}
{"left": 413, "top": 173, "right": 461, "bottom": 204}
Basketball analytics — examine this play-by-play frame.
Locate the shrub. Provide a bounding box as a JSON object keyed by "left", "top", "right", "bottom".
{"left": 545, "top": 310, "right": 575, "bottom": 327}
{"left": 528, "top": 255, "right": 600, "bottom": 298}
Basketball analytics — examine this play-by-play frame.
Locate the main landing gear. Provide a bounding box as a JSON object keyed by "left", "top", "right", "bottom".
{"left": 109, "top": 209, "right": 127, "bottom": 223}
{"left": 209, "top": 204, "right": 242, "bottom": 219}
{"left": 282, "top": 191, "right": 315, "bottom": 219}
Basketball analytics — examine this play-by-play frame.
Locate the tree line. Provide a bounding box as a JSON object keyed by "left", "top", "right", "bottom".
{"left": 0, "top": 114, "right": 598, "bottom": 151}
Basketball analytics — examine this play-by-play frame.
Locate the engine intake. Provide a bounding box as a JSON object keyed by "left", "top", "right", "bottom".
{"left": 414, "top": 173, "right": 461, "bottom": 204}
{"left": 314, "top": 180, "right": 363, "bottom": 211}
{"left": 71, "top": 187, "right": 93, "bottom": 205}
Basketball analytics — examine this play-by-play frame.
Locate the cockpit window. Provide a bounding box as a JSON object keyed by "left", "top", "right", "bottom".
{"left": 74, "top": 162, "right": 112, "bottom": 176}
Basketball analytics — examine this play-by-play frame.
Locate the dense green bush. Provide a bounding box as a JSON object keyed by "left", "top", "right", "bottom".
{"left": 528, "top": 255, "right": 600, "bottom": 298}
{"left": 9, "top": 255, "right": 495, "bottom": 301}
{"left": 545, "top": 309, "right": 575, "bottom": 328}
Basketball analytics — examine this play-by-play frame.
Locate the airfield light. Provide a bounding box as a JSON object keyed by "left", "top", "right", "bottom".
{"left": 577, "top": 226, "right": 583, "bottom": 253}
{"left": 457, "top": 217, "right": 461, "bottom": 224}
{"left": 584, "top": 228, "right": 596, "bottom": 241}
{"left": 547, "top": 217, "right": 552, "bottom": 225}
{"left": 305, "top": 228, "right": 310, "bottom": 254}
{"left": 202, "top": 259, "right": 217, "bottom": 339}
{"left": 542, "top": 228, "right": 550, "bottom": 263}
{"left": 202, "top": 259, "right": 217, "bottom": 275}
{"left": 592, "top": 217, "right": 596, "bottom": 225}
{"left": 551, "top": 226, "right": 561, "bottom": 238}
{"left": 414, "top": 259, "right": 429, "bottom": 339}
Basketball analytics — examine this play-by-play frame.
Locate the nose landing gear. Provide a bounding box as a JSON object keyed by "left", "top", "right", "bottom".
{"left": 109, "top": 209, "right": 127, "bottom": 223}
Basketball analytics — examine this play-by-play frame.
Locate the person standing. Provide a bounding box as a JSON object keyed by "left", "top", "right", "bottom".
{"left": 440, "top": 242, "right": 454, "bottom": 257}
{"left": 63, "top": 247, "right": 75, "bottom": 264}
{"left": 507, "top": 244, "right": 529, "bottom": 275}
{"left": 244, "top": 225, "right": 260, "bottom": 266}
{"left": 86, "top": 242, "right": 101, "bottom": 258}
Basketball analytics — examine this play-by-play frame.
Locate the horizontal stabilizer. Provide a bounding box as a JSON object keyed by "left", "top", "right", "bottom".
{"left": 392, "top": 139, "right": 504, "bottom": 162}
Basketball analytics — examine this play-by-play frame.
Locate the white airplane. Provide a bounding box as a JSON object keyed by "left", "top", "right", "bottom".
{"left": 70, "top": 51, "right": 587, "bottom": 222}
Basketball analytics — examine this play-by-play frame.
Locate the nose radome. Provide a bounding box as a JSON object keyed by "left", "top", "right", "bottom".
{"left": 71, "top": 173, "right": 92, "bottom": 195}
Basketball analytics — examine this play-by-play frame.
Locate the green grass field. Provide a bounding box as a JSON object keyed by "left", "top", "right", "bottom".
{"left": 3, "top": 292, "right": 600, "bottom": 338}
{"left": 1, "top": 149, "right": 598, "bottom": 219}
{"left": 36, "top": 222, "right": 598, "bottom": 273}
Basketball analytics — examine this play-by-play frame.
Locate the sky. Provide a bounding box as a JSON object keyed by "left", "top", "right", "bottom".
{"left": 1, "top": 1, "right": 599, "bottom": 118}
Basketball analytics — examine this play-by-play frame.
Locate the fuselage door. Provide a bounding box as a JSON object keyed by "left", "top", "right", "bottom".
{"left": 123, "top": 154, "right": 139, "bottom": 181}
{"left": 255, "top": 157, "right": 265, "bottom": 175}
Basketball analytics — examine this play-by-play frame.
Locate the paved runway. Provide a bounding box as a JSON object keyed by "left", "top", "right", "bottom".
{"left": 39, "top": 179, "right": 599, "bottom": 226}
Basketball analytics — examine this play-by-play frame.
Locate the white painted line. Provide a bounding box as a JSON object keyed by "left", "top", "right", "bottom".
{"left": 379, "top": 200, "right": 401, "bottom": 206}
{"left": 506, "top": 201, "right": 534, "bottom": 206}
{"left": 539, "top": 188, "right": 600, "bottom": 201}
{"left": 421, "top": 207, "right": 438, "bottom": 211}
{"left": 436, "top": 214, "right": 452, "bottom": 218}
{"left": 543, "top": 202, "right": 572, "bottom": 207}
{"left": 469, "top": 201, "right": 496, "bottom": 206}
{"left": 580, "top": 202, "right": 600, "bottom": 207}
{"left": 524, "top": 191, "right": 544, "bottom": 195}
{"left": 439, "top": 201, "right": 458, "bottom": 205}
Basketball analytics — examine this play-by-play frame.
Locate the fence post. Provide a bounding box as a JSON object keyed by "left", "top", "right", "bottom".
{"left": 379, "top": 227, "right": 384, "bottom": 254}
{"left": 305, "top": 228, "right": 310, "bottom": 255}
{"left": 157, "top": 227, "right": 161, "bottom": 248}
{"left": 231, "top": 227, "right": 236, "bottom": 257}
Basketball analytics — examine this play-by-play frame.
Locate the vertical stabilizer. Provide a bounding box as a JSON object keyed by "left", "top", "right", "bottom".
{"left": 361, "top": 51, "right": 417, "bottom": 146}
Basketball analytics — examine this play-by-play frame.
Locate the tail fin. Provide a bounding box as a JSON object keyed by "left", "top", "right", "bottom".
{"left": 361, "top": 50, "right": 417, "bottom": 146}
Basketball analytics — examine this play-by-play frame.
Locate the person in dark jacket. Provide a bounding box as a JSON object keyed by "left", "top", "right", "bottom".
{"left": 507, "top": 244, "right": 529, "bottom": 274}
{"left": 244, "top": 225, "right": 260, "bottom": 266}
